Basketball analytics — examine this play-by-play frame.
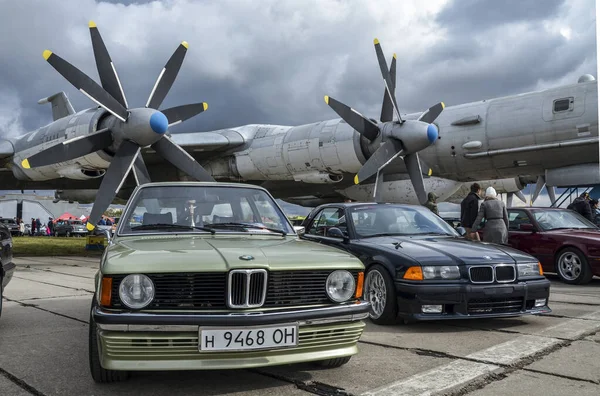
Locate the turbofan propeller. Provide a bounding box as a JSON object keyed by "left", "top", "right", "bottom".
{"left": 324, "top": 38, "right": 444, "bottom": 204}
{"left": 21, "top": 21, "right": 214, "bottom": 231}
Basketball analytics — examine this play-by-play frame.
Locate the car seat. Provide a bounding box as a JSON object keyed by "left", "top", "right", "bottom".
{"left": 142, "top": 213, "right": 173, "bottom": 225}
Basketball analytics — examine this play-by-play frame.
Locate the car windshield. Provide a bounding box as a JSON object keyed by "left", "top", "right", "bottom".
{"left": 533, "top": 209, "right": 599, "bottom": 231}
{"left": 119, "top": 185, "right": 295, "bottom": 235}
{"left": 0, "top": 219, "right": 16, "bottom": 224}
{"left": 71, "top": 221, "right": 83, "bottom": 225}
{"left": 348, "top": 205, "right": 459, "bottom": 238}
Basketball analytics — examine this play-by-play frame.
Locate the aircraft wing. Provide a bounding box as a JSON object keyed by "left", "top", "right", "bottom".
{"left": 139, "top": 130, "right": 246, "bottom": 164}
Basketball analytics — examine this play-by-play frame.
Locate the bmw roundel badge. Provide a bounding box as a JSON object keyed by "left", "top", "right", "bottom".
{"left": 239, "top": 255, "right": 254, "bottom": 261}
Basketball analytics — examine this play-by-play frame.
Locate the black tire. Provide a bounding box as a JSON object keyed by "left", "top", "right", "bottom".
{"left": 363, "top": 264, "right": 398, "bottom": 325}
{"left": 313, "top": 356, "right": 351, "bottom": 368}
{"left": 89, "top": 308, "right": 130, "bottom": 383}
{"left": 555, "top": 247, "right": 593, "bottom": 285}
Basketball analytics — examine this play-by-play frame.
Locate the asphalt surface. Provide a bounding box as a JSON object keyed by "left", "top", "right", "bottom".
{"left": 1, "top": 256, "right": 600, "bottom": 396}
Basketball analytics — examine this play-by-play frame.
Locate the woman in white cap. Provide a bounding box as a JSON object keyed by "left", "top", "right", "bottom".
{"left": 470, "top": 186, "right": 509, "bottom": 244}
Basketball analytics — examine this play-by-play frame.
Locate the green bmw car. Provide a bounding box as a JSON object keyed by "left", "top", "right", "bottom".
{"left": 90, "top": 182, "right": 369, "bottom": 382}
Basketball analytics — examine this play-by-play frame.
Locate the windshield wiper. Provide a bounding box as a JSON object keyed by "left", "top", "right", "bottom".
{"left": 131, "top": 223, "right": 216, "bottom": 234}
{"left": 413, "top": 232, "right": 454, "bottom": 236}
{"left": 362, "top": 232, "right": 410, "bottom": 238}
{"left": 208, "top": 222, "right": 287, "bottom": 236}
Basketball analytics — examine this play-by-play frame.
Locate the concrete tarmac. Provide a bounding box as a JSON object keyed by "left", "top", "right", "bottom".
{"left": 1, "top": 256, "right": 600, "bottom": 396}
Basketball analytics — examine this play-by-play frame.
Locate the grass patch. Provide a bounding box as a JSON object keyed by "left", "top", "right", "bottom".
{"left": 12, "top": 236, "right": 104, "bottom": 257}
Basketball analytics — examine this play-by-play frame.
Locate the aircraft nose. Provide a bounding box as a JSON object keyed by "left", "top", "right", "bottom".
{"left": 149, "top": 111, "right": 168, "bottom": 134}
{"left": 427, "top": 123, "right": 438, "bottom": 143}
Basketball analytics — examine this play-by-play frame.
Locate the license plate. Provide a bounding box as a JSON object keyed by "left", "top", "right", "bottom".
{"left": 199, "top": 323, "right": 298, "bottom": 352}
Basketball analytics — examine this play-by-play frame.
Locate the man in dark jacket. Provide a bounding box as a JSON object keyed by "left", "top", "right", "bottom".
{"left": 461, "top": 183, "right": 482, "bottom": 240}
{"left": 567, "top": 192, "right": 593, "bottom": 221}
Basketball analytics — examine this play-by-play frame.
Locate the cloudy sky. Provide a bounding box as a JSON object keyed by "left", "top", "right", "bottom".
{"left": 0, "top": 0, "right": 596, "bottom": 138}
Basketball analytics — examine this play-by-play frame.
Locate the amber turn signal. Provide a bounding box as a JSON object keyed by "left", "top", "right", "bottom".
{"left": 100, "top": 277, "right": 112, "bottom": 306}
{"left": 355, "top": 272, "right": 364, "bottom": 298}
{"left": 403, "top": 266, "right": 423, "bottom": 280}
{"left": 538, "top": 262, "right": 543, "bottom": 276}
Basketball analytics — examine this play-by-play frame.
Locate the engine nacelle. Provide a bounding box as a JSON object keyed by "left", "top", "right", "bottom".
{"left": 54, "top": 189, "right": 99, "bottom": 203}
{"left": 56, "top": 165, "right": 105, "bottom": 180}
{"left": 341, "top": 177, "right": 463, "bottom": 204}
{"left": 546, "top": 164, "right": 600, "bottom": 187}
{"left": 293, "top": 172, "right": 343, "bottom": 184}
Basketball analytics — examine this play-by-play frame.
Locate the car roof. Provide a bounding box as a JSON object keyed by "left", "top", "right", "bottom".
{"left": 135, "top": 181, "right": 269, "bottom": 192}
{"left": 312, "top": 202, "right": 426, "bottom": 210}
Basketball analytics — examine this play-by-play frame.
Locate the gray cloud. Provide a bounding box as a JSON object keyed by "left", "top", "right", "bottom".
{"left": 0, "top": 0, "right": 596, "bottom": 140}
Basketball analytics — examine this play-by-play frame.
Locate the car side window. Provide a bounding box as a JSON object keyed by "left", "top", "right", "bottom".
{"left": 307, "top": 208, "right": 344, "bottom": 236}
{"left": 508, "top": 210, "right": 532, "bottom": 231}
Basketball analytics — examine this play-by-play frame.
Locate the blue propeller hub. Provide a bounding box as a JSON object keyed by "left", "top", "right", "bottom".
{"left": 149, "top": 111, "right": 168, "bottom": 134}
{"left": 427, "top": 123, "right": 438, "bottom": 143}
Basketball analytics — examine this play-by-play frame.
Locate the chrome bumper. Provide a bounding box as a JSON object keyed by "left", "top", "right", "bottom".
{"left": 93, "top": 301, "right": 371, "bottom": 331}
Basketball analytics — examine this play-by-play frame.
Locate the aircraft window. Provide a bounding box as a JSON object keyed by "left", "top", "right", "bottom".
{"left": 553, "top": 97, "right": 573, "bottom": 113}
{"left": 508, "top": 210, "right": 532, "bottom": 231}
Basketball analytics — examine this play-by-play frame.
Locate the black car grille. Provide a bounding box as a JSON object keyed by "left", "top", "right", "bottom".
{"left": 467, "top": 297, "right": 524, "bottom": 314}
{"left": 468, "top": 265, "right": 516, "bottom": 283}
{"left": 109, "top": 270, "right": 359, "bottom": 310}
{"left": 469, "top": 266, "right": 494, "bottom": 283}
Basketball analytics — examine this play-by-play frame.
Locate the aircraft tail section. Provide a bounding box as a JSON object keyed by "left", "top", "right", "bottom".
{"left": 38, "top": 91, "right": 75, "bottom": 121}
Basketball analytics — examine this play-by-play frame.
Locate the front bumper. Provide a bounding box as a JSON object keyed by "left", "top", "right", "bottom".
{"left": 93, "top": 301, "right": 370, "bottom": 371}
{"left": 395, "top": 278, "right": 551, "bottom": 320}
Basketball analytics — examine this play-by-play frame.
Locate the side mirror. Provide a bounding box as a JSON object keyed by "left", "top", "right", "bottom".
{"left": 326, "top": 227, "right": 345, "bottom": 239}
{"left": 518, "top": 223, "right": 535, "bottom": 232}
{"left": 293, "top": 226, "right": 305, "bottom": 236}
{"left": 456, "top": 226, "right": 467, "bottom": 236}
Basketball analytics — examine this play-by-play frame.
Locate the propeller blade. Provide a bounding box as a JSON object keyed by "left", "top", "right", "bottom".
{"left": 404, "top": 152, "right": 427, "bottom": 205}
{"left": 507, "top": 192, "right": 514, "bottom": 208}
{"left": 146, "top": 41, "right": 188, "bottom": 110}
{"left": 355, "top": 140, "right": 403, "bottom": 184}
{"left": 42, "top": 50, "right": 128, "bottom": 122}
{"left": 380, "top": 54, "right": 396, "bottom": 123}
{"left": 162, "top": 102, "right": 208, "bottom": 127}
{"left": 21, "top": 128, "right": 113, "bottom": 169}
{"left": 531, "top": 175, "right": 546, "bottom": 204}
{"left": 373, "top": 169, "right": 385, "bottom": 202}
{"left": 418, "top": 102, "right": 445, "bottom": 124}
{"left": 373, "top": 38, "right": 402, "bottom": 122}
{"left": 515, "top": 190, "right": 527, "bottom": 204}
{"left": 324, "top": 96, "right": 380, "bottom": 141}
{"left": 85, "top": 140, "right": 140, "bottom": 231}
{"left": 151, "top": 135, "right": 215, "bottom": 182}
{"left": 88, "top": 21, "right": 128, "bottom": 108}
{"left": 132, "top": 153, "right": 151, "bottom": 185}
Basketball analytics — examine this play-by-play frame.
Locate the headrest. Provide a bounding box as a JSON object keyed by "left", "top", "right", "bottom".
{"left": 142, "top": 212, "right": 173, "bottom": 225}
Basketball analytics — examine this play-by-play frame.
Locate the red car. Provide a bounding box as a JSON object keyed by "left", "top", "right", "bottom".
{"left": 479, "top": 207, "right": 600, "bottom": 284}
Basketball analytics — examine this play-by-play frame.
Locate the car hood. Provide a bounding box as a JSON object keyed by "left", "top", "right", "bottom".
{"left": 360, "top": 235, "right": 534, "bottom": 265}
{"left": 103, "top": 235, "right": 363, "bottom": 274}
{"left": 544, "top": 229, "right": 600, "bottom": 240}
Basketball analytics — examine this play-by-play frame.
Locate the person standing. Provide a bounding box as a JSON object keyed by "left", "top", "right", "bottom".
{"left": 424, "top": 192, "right": 439, "bottom": 216}
{"left": 19, "top": 219, "right": 25, "bottom": 236}
{"left": 567, "top": 192, "right": 593, "bottom": 221}
{"left": 31, "top": 218, "right": 36, "bottom": 236}
{"left": 460, "top": 183, "right": 483, "bottom": 240}
{"left": 471, "top": 187, "right": 509, "bottom": 244}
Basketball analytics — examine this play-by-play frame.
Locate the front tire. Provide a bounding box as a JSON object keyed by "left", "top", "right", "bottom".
{"left": 313, "top": 356, "right": 351, "bottom": 368}
{"left": 555, "top": 247, "right": 593, "bottom": 285}
{"left": 363, "top": 264, "right": 398, "bottom": 325}
{"left": 89, "top": 308, "right": 130, "bottom": 383}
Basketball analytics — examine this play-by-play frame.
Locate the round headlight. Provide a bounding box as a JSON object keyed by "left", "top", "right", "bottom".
{"left": 326, "top": 270, "right": 356, "bottom": 302}
{"left": 119, "top": 274, "right": 155, "bottom": 309}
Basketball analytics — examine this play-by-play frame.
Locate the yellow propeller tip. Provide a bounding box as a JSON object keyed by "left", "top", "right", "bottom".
{"left": 42, "top": 50, "right": 52, "bottom": 60}
{"left": 86, "top": 222, "right": 96, "bottom": 231}
{"left": 373, "top": 38, "right": 380, "bottom": 45}
{"left": 89, "top": 20, "right": 97, "bottom": 28}
{"left": 354, "top": 174, "right": 359, "bottom": 184}
{"left": 393, "top": 53, "right": 397, "bottom": 59}
{"left": 203, "top": 102, "right": 208, "bottom": 111}
{"left": 181, "top": 41, "right": 189, "bottom": 49}
{"left": 324, "top": 95, "right": 329, "bottom": 104}
{"left": 21, "top": 159, "right": 30, "bottom": 169}
{"left": 441, "top": 102, "right": 445, "bottom": 109}
{"left": 428, "top": 169, "right": 433, "bottom": 176}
